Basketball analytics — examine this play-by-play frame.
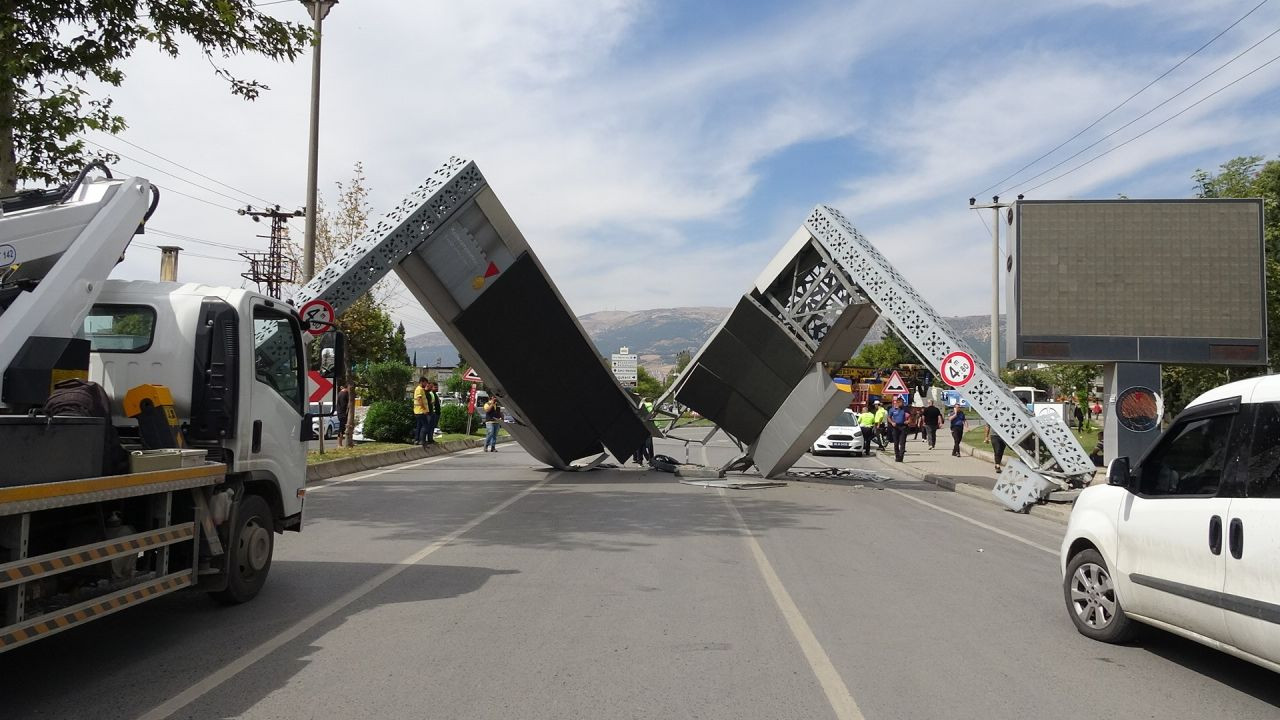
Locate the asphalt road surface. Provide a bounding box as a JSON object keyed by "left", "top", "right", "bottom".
{"left": 3, "top": 435, "right": 1278, "bottom": 719}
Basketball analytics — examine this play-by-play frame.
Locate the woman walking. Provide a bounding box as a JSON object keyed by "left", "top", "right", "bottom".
{"left": 483, "top": 397, "right": 502, "bottom": 452}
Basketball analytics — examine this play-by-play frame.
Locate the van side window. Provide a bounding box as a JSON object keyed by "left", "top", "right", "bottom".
{"left": 1138, "top": 415, "right": 1233, "bottom": 497}
{"left": 1246, "top": 403, "right": 1280, "bottom": 499}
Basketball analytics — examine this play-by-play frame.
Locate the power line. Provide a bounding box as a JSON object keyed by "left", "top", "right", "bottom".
{"left": 91, "top": 134, "right": 282, "bottom": 208}
{"left": 132, "top": 241, "right": 244, "bottom": 263}
{"left": 148, "top": 227, "right": 261, "bottom": 253}
{"left": 977, "top": 0, "right": 1272, "bottom": 195}
{"left": 1005, "top": 23, "right": 1280, "bottom": 196}
{"left": 84, "top": 137, "right": 255, "bottom": 207}
{"left": 1022, "top": 50, "right": 1280, "bottom": 195}
{"left": 148, "top": 183, "right": 241, "bottom": 212}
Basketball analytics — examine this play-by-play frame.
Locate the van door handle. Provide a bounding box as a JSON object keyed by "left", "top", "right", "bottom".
{"left": 1229, "top": 518, "right": 1244, "bottom": 560}
{"left": 1209, "top": 515, "right": 1222, "bottom": 555}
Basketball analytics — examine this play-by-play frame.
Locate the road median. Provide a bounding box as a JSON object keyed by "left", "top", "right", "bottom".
{"left": 306, "top": 439, "right": 488, "bottom": 483}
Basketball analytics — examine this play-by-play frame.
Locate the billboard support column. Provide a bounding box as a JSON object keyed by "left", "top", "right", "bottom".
{"left": 1103, "top": 362, "right": 1162, "bottom": 469}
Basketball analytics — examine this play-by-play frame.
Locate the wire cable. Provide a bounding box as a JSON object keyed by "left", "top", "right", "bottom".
{"left": 132, "top": 241, "right": 245, "bottom": 263}
{"left": 1005, "top": 23, "right": 1280, "bottom": 196}
{"left": 83, "top": 138, "right": 256, "bottom": 207}
{"left": 976, "top": 0, "right": 1271, "bottom": 196}
{"left": 91, "top": 134, "right": 283, "bottom": 208}
{"left": 1021, "top": 50, "right": 1280, "bottom": 195}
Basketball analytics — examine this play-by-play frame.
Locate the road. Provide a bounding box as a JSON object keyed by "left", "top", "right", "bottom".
{"left": 3, "top": 436, "right": 1278, "bottom": 719}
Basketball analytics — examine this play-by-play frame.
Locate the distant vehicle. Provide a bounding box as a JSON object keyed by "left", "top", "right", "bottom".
{"left": 312, "top": 415, "right": 339, "bottom": 440}
{"left": 1061, "top": 374, "right": 1280, "bottom": 673}
{"left": 809, "top": 409, "right": 866, "bottom": 456}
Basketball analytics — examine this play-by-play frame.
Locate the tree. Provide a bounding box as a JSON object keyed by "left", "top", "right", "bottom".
{"left": 1043, "top": 363, "right": 1098, "bottom": 402}
{"left": 1, "top": 1, "right": 311, "bottom": 193}
{"left": 340, "top": 293, "right": 398, "bottom": 371}
{"left": 362, "top": 362, "right": 413, "bottom": 404}
{"left": 850, "top": 334, "right": 913, "bottom": 369}
{"left": 1001, "top": 367, "right": 1051, "bottom": 393}
{"left": 393, "top": 322, "right": 409, "bottom": 366}
{"left": 635, "top": 366, "right": 662, "bottom": 400}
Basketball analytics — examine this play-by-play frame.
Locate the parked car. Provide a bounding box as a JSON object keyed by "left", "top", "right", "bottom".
{"left": 311, "top": 415, "right": 339, "bottom": 440}
{"left": 1060, "top": 374, "right": 1280, "bottom": 673}
{"left": 809, "top": 409, "right": 866, "bottom": 456}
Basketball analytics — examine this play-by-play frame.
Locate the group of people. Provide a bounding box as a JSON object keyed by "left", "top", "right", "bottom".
{"left": 413, "top": 377, "right": 505, "bottom": 452}
{"left": 854, "top": 397, "right": 970, "bottom": 463}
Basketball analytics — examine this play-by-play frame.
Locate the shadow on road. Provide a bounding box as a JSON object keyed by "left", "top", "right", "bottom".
{"left": 0, "top": 562, "right": 515, "bottom": 719}
{"left": 1138, "top": 629, "right": 1280, "bottom": 706}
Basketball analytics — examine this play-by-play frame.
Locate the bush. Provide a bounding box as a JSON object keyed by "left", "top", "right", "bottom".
{"left": 362, "top": 400, "right": 415, "bottom": 443}
{"left": 439, "top": 403, "right": 481, "bottom": 434}
{"left": 363, "top": 362, "right": 415, "bottom": 403}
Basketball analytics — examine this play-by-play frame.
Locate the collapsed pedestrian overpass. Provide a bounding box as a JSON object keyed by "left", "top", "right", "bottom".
{"left": 297, "top": 157, "right": 1093, "bottom": 512}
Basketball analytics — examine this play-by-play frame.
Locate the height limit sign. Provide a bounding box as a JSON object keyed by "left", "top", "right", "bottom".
{"left": 940, "top": 350, "right": 976, "bottom": 388}
{"left": 299, "top": 299, "right": 335, "bottom": 337}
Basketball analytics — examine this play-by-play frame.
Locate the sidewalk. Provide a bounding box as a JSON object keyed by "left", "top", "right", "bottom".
{"left": 869, "top": 436, "right": 1076, "bottom": 524}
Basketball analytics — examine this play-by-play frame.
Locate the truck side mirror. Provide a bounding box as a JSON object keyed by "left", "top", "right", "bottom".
{"left": 1107, "top": 456, "right": 1133, "bottom": 491}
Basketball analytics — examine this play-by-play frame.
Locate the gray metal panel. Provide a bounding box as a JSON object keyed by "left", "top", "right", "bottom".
{"left": 751, "top": 365, "right": 848, "bottom": 478}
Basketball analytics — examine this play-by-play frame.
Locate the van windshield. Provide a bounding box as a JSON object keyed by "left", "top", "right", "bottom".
{"left": 830, "top": 409, "right": 859, "bottom": 427}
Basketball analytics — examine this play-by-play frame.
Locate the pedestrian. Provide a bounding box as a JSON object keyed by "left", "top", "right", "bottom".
{"left": 483, "top": 397, "right": 502, "bottom": 451}
{"left": 632, "top": 397, "right": 656, "bottom": 465}
{"left": 887, "top": 395, "right": 909, "bottom": 462}
{"left": 991, "top": 432, "right": 1006, "bottom": 473}
{"left": 921, "top": 399, "right": 942, "bottom": 449}
{"left": 335, "top": 382, "right": 351, "bottom": 444}
{"left": 873, "top": 400, "right": 888, "bottom": 450}
{"left": 413, "top": 377, "right": 430, "bottom": 447}
{"left": 948, "top": 402, "right": 967, "bottom": 457}
{"left": 857, "top": 404, "right": 877, "bottom": 455}
{"left": 1073, "top": 404, "right": 1085, "bottom": 432}
{"left": 424, "top": 382, "right": 442, "bottom": 444}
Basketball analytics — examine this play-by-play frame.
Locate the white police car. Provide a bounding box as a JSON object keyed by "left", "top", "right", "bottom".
{"left": 1061, "top": 374, "right": 1280, "bottom": 673}
{"left": 809, "top": 409, "right": 866, "bottom": 456}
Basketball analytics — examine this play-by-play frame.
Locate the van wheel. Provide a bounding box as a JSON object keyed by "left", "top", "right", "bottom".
{"left": 212, "top": 494, "right": 274, "bottom": 605}
{"left": 1064, "top": 549, "right": 1135, "bottom": 643}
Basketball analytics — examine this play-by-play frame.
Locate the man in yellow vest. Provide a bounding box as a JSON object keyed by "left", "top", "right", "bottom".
{"left": 413, "top": 377, "right": 430, "bottom": 447}
{"left": 872, "top": 400, "right": 888, "bottom": 451}
{"left": 857, "top": 404, "right": 876, "bottom": 456}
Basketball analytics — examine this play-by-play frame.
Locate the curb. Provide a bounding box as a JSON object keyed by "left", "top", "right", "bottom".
{"left": 306, "top": 438, "right": 496, "bottom": 483}
{"left": 872, "top": 451, "right": 1074, "bottom": 525}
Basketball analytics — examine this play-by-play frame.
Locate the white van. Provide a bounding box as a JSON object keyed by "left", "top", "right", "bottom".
{"left": 1060, "top": 374, "right": 1280, "bottom": 673}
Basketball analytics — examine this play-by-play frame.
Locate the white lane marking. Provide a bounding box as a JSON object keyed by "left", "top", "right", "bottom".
{"left": 306, "top": 448, "right": 487, "bottom": 493}
{"left": 135, "top": 474, "right": 554, "bottom": 720}
{"left": 719, "top": 491, "right": 866, "bottom": 720}
{"left": 885, "top": 488, "right": 1057, "bottom": 556}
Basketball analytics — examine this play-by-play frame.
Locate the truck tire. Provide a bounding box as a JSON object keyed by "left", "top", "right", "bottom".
{"left": 212, "top": 494, "right": 274, "bottom": 605}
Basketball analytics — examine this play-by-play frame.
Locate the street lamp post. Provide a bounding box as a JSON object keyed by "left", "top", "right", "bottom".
{"left": 969, "top": 196, "right": 1010, "bottom": 373}
{"left": 301, "top": 0, "right": 337, "bottom": 283}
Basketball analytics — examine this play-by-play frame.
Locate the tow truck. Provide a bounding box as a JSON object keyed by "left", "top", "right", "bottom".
{"left": 0, "top": 165, "right": 343, "bottom": 653}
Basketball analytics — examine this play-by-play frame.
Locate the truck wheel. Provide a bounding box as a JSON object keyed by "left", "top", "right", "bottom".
{"left": 212, "top": 494, "right": 274, "bottom": 605}
{"left": 1064, "top": 549, "right": 1135, "bottom": 643}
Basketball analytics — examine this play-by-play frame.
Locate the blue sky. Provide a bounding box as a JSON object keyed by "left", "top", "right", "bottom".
{"left": 96, "top": 0, "right": 1280, "bottom": 339}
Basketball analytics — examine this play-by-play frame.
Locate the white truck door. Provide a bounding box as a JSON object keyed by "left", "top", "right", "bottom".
{"left": 1223, "top": 402, "right": 1280, "bottom": 665}
{"left": 1117, "top": 412, "right": 1235, "bottom": 643}
{"left": 247, "top": 303, "right": 307, "bottom": 509}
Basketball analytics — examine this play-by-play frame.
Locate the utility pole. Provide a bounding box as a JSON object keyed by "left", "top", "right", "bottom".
{"left": 301, "top": 0, "right": 338, "bottom": 281}
{"left": 969, "top": 196, "right": 1011, "bottom": 372}
{"left": 239, "top": 205, "right": 304, "bottom": 298}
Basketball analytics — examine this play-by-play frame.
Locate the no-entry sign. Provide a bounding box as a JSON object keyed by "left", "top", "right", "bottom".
{"left": 940, "top": 350, "right": 976, "bottom": 387}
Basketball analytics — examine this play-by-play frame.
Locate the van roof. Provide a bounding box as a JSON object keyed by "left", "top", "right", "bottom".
{"left": 1187, "top": 373, "right": 1280, "bottom": 409}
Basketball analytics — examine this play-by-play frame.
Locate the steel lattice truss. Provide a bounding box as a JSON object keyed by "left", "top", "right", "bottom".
{"left": 295, "top": 157, "right": 483, "bottom": 312}
{"left": 796, "top": 205, "right": 1094, "bottom": 508}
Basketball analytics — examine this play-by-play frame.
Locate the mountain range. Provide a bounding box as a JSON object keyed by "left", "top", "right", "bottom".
{"left": 406, "top": 307, "right": 1006, "bottom": 377}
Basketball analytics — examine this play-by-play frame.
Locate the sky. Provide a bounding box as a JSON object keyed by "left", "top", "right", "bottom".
{"left": 87, "top": 0, "right": 1280, "bottom": 341}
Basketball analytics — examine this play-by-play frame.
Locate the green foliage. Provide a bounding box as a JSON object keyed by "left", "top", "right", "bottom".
{"left": 393, "top": 322, "right": 409, "bottom": 366}
{"left": 1000, "top": 367, "right": 1051, "bottom": 393}
{"left": 0, "top": 1, "right": 312, "bottom": 192}
{"left": 362, "top": 400, "right": 415, "bottom": 443}
{"left": 342, "top": 294, "right": 398, "bottom": 370}
{"left": 445, "top": 368, "right": 470, "bottom": 395}
{"left": 440, "top": 403, "right": 480, "bottom": 434}
{"left": 673, "top": 350, "right": 693, "bottom": 375}
{"left": 1043, "top": 363, "right": 1098, "bottom": 401}
{"left": 636, "top": 366, "right": 662, "bottom": 400}
{"left": 363, "top": 362, "right": 413, "bottom": 403}
{"left": 850, "top": 330, "right": 915, "bottom": 369}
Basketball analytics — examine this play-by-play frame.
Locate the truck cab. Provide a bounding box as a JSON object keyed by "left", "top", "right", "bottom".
{"left": 86, "top": 280, "right": 310, "bottom": 531}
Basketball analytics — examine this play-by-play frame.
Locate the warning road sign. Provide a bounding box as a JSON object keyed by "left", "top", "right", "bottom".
{"left": 462, "top": 368, "right": 483, "bottom": 383}
{"left": 882, "top": 370, "right": 909, "bottom": 396}
{"left": 299, "top": 299, "right": 335, "bottom": 337}
{"left": 307, "top": 370, "right": 334, "bottom": 403}
{"left": 940, "top": 350, "right": 976, "bottom": 387}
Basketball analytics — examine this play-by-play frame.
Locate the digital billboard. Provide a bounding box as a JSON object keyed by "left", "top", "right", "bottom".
{"left": 1007, "top": 199, "right": 1266, "bottom": 365}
